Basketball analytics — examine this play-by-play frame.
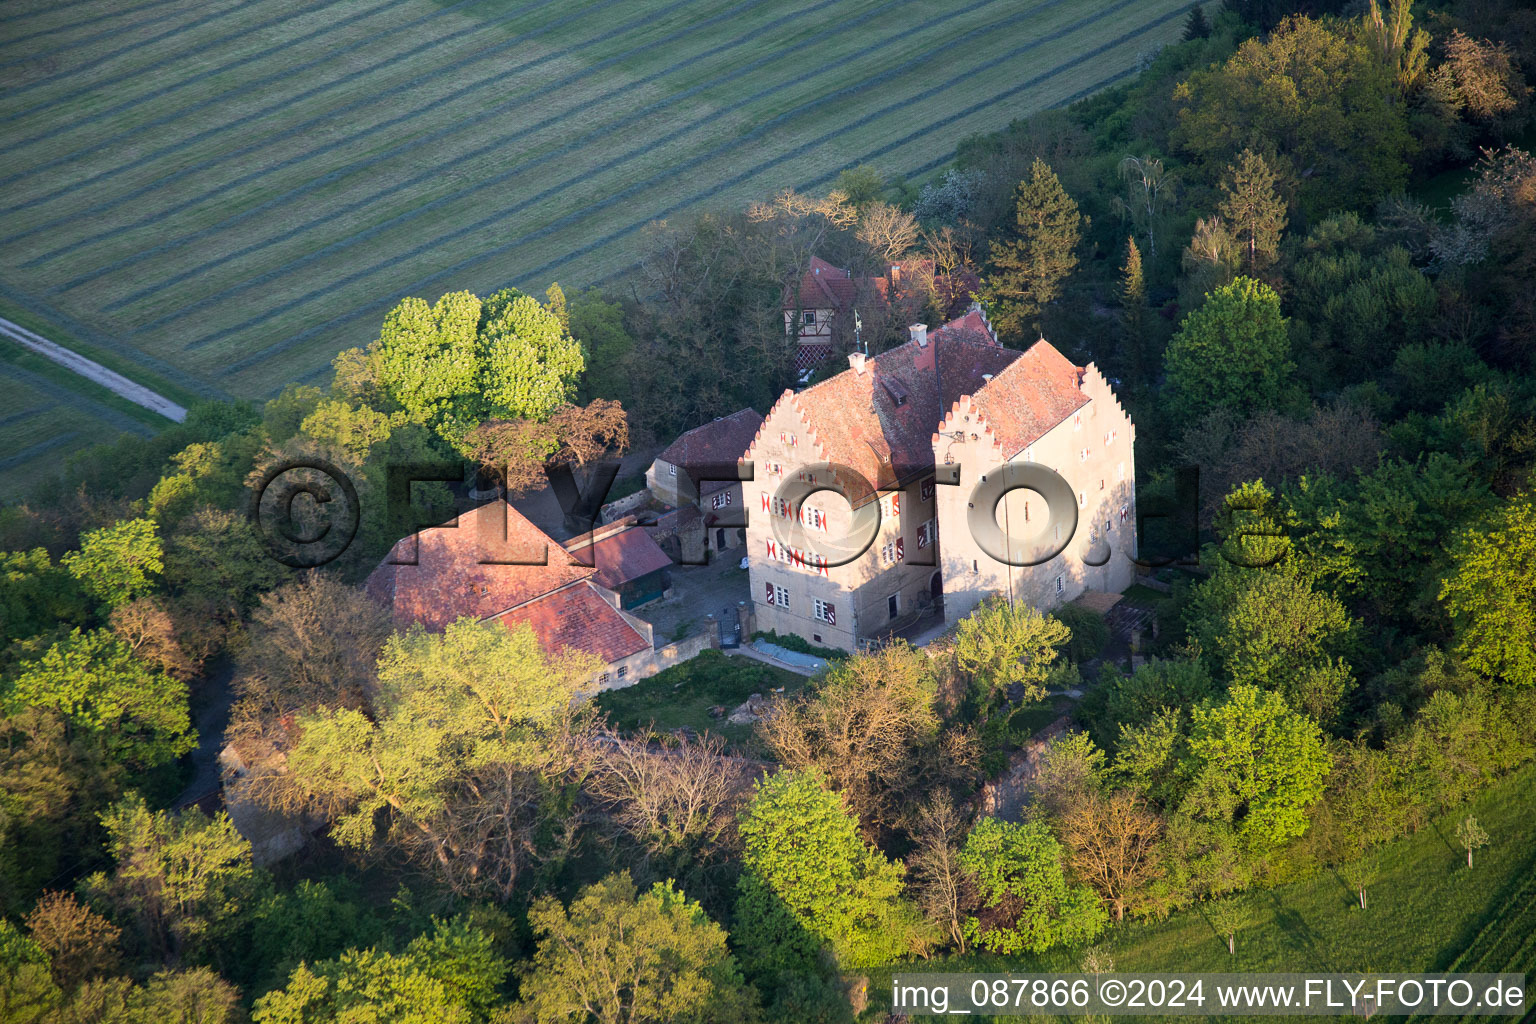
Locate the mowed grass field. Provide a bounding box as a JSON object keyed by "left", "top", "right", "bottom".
{"left": 865, "top": 763, "right": 1536, "bottom": 1022}
{"left": 0, "top": 0, "right": 1191, "bottom": 496}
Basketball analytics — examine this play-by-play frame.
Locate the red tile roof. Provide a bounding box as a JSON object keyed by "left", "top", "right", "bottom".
{"left": 951, "top": 339, "right": 1090, "bottom": 456}
{"left": 655, "top": 408, "right": 763, "bottom": 484}
{"left": 564, "top": 525, "right": 673, "bottom": 590}
{"left": 494, "top": 581, "right": 650, "bottom": 663}
{"left": 365, "top": 500, "right": 592, "bottom": 631}
{"left": 751, "top": 308, "right": 1090, "bottom": 488}
{"left": 754, "top": 311, "right": 1015, "bottom": 488}
{"left": 785, "top": 256, "right": 890, "bottom": 311}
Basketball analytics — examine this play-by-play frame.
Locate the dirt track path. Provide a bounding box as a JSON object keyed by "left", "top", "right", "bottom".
{"left": 0, "top": 314, "right": 186, "bottom": 423}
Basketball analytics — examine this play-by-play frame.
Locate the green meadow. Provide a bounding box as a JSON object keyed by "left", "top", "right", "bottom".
{"left": 0, "top": 0, "right": 1190, "bottom": 495}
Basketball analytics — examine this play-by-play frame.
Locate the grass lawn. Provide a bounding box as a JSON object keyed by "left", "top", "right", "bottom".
{"left": 864, "top": 762, "right": 1536, "bottom": 1021}
{"left": 0, "top": 342, "right": 163, "bottom": 499}
{"left": 1121, "top": 582, "right": 1173, "bottom": 606}
{"left": 593, "top": 648, "right": 807, "bottom": 745}
{"left": 0, "top": 0, "right": 1192, "bottom": 492}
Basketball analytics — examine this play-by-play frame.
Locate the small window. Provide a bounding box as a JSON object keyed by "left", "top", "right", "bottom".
{"left": 888, "top": 593, "right": 900, "bottom": 620}
{"left": 1080, "top": 448, "right": 1088, "bottom": 462}
{"left": 1078, "top": 491, "right": 1086, "bottom": 508}
{"left": 617, "top": 665, "right": 628, "bottom": 679}
{"left": 599, "top": 672, "right": 610, "bottom": 684}
{"left": 813, "top": 634, "right": 822, "bottom": 643}
{"left": 1073, "top": 413, "right": 1082, "bottom": 431}
{"left": 668, "top": 463, "right": 677, "bottom": 476}
{"left": 1099, "top": 478, "right": 1105, "bottom": 491}
{"left": 921, "top": 479, "right": 934, "bottom": 502}
{"left": 973, "top": 559, "right": 979, "bottom": 572}
{"left": 803, "top": 310, "right": 816, "bottom": 325}
{"left": 1056, "top": 575, "right": 1064, "bottom": 594}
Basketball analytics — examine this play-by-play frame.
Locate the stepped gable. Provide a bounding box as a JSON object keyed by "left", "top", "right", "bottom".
{"left": 773, "top": 310, "right": 1018, "bottom": 489}
{"left": 364, "top": 499, "right": 592, "bottom": 630}
{"left": 935, "top": 337, "right": 1090, "bottom": 459}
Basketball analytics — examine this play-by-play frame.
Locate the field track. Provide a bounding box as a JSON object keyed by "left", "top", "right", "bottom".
{"left": 0, "top": 0, "right": 1190, "bottom": 495}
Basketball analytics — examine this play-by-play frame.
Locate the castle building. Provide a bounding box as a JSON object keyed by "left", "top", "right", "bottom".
{"left": 744, "top": 307, "right": 1136, "bottom": 651}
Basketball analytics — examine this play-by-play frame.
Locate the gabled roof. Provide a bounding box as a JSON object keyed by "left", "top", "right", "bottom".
{"left": 956, "top": 340, "right": 1089, "bottom": 456}
{"left": 785, "top": 256, "right": 890, "bottom": 311}
{"left": 654, "top": 408, "right": 763, "bottom": 484}
{"left": 751, "top": 308, "right": 1093, "bottom": 487}
{"left": 755, "top": 310, "right": 1017, "bottom": 487}
{"left": 494, "top": 581, "right": 651, "bottom": 665}
{"left": 364, "top": 500, "right": 592, "bottom": 631}
{"left": 563, "top": 524, "right": 674, "bottom": 590}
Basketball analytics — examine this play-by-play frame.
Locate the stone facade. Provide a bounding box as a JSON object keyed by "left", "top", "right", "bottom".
{"left": 743, "top": 309, "right": 1137, "bottom": 652}
{"left": 934, "top": 363, "right": 1137, "bottom": 624}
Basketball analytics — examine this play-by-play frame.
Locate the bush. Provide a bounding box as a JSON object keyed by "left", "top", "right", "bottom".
{"left": 1053, "top": 605, "right": 1109, "bottom": 662}
{"left": 751, "top": 630, "right": 846, "bottom": 662}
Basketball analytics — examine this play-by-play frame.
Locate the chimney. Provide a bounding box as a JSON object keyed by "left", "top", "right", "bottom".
{"left": 848, "top": 351, "right": 867, "bottom": 374}
{"left": 909, "top": 323, "right": 928, "bottom": 347}
{"left": 982, "top": 373, "right": 994, "bottom": 382}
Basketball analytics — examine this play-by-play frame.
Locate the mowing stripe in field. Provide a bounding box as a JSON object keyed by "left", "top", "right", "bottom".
{"left": 0, "top": 433, "right": 82, "bottom": 474}
{"left": 23, "top": 0, "right": 757, "bottom": 264}
{"left": 0, "top": 0, "right": 350, "bottom": 115}
{"left": 8, "top": 0, "right": 579, "bottom": 255}
{"left": 506, "top": 7, "right": 1185, "bottom": 297}
{"left": 149, "top": 0, "right": 1032, "bottom": 338}
{"left": 0, "top": 358, "right": 158, "bottom": 437}
{"left": 4, "top": 0, "right": 636, "bottom": 232}
{"left": 0, "top": 280, "right": 230, "bottom": 401}
{"left": 0, "top": 405, "right": 49, "bottom": 432}
{"left": 0, "top": 0, "right": 106, "bottom": 25}
{"left": 580, "top": 62, "right": 1146, "bottom": 299}
{"left": 0, "top": 0, "right": 188, "bottom": 55}
{"left": 0, "top": 0, "right": 456, "bottom": 207}
{"left": 215, "top": 0, "right": 1168, "bottom": 373}
{"left": 91, "top": 0, "right": 917, "bottom": 311}
{"left": 3, "top": 0, "right": 429, "bottom": 161}
{"left": 33, "top": 0, "right": 830, "bottom": 280}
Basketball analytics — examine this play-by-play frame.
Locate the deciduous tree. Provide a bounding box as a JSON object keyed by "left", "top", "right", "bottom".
{"left": 1440, "top": 491, "right": 1536, "bottom": 687}
{"left": 734, "top": 769, "right": 914, "bottom": 972}
{"left": 954, "top": 597, "right": 1071, "bottom": 705}
{"left": 1455, "top": 814, "right": 1489, "bottom": 869}
{"left": 756, "top": 642, "right": 972, "bottom": 834}
{"left": 1058, "top": 790, "right": 1165, "bottom": 922}
{"left": 1163, "top": 277, "right": 1293, "bottom": 425}
{"left": 957, "top": 818, "right": 1106, "bottom": 955}
{"left": 1173, "top": 16, "right": 1413, "bottom": 214}
{"left": 1182, "top": 685, "right": 1332, "bottom": 848}
{"left": 254, "top": 918, "right": 505, "bottom": 1024}
{"left": 61, "top": 518, "right": 161, "bottom": 609}
{"left": 277, "top": 619, "right": 599, "bottom": 900}
{"left": 82, "top": 795, "right": 254, "bottom": 964}
{"left": 5, "top": 629, "right": 194, "bottom": 771}
{"left": 906, "top": 794, "right": 973, "bottom": 953}
{"left": 515, "top": 873, "right": 760, "bottom": 1024}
